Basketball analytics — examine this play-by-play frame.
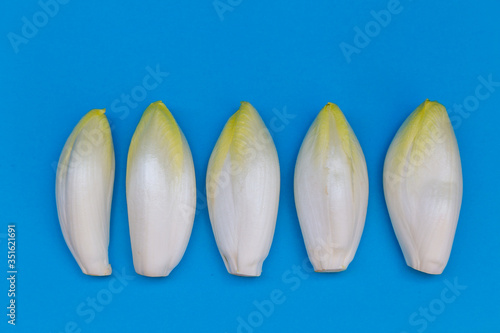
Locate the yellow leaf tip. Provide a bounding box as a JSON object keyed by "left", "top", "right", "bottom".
{"left": 145, "top": 101, "right": 171, "bottom": 118}
{"left": 90, "top": 109, "right": 106, "bottom": 115}
{"left": 239, "top": 101, "right": 253, "bottom": 110}
{"left": 418, "top": 99, "right": 446, "bottom": 116}
{"left": 422, "top": 98, "right": 443, "bottom": 107}
{"left": 236, "top": 101, "right": 259, "bottom": 118}
{"left": 322, "top": 102, "right": 342, "bottom": 114}
{"left": 149, "top": 100, "right": 167, "bottom": 109}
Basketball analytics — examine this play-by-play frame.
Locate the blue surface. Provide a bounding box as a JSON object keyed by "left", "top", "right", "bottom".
{"left": 1, "top": 1, "right": 499, "bottom": 332}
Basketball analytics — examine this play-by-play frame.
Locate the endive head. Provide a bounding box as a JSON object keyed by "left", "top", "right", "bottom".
{"left": 126, "top": 101, "right": 196, "bottom": 277}
{"left": 206, "top": 102, "right": 280, "bottom": 276}
{"left": 56, "top": 109, "right": 115, "bottom": 276}
{"left": 294, "top": 103, "right": 368, "bottom": 272}
{"left": 383, "top": 100, "right": 462, "bottom": 274}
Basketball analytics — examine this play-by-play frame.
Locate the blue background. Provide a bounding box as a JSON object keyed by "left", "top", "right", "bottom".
{"left": 1, "top": 0, "right": 499, "bottom": 332}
